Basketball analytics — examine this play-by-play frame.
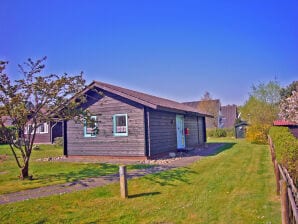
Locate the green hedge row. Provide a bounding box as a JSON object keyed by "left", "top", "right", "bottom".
{"left": 269, "top": 126, "right": 298, "bottom": 184}
{"left": 207, "top": 128, "right": 235, "bottom": 138}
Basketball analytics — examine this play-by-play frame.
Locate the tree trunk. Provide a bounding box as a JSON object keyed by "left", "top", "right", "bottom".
{"left": 20, "top": 160, "right": 31, "bottom": 180}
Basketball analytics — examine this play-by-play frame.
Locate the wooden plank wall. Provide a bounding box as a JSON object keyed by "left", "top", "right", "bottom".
{"left": 198, "top": 117, "right": 206, "bottom": 144}
{"left": 67, "top": 90, "right": 146, "bottom": 157}
{"left": 33, "top": 133, "right": 51, "bottom": 144}
{"left": 32, "top": 123, "right": 51, "bottom": 144}
{"left": 184, "top": 115, "right": 199, "bottom": 147}
{"left": 51, "top": 122, "right": 62, "bottom": 143}
{"left": 148, "top": 110, "right": 177, "bottom": 156}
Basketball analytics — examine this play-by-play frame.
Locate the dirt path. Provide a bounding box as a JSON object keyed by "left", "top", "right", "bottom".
{"left": 0, "top": 143, "right": 225, "bottom": 205}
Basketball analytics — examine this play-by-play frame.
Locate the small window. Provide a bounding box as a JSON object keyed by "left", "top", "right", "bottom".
{"left": 39, "top": 123, "right": 48, "bottom": 134}
{"left": 25, "top": 124, "right": 35, "bottom": 134}
{"left": 84, "top": 116, "right": 98, "bottom": 137}
{"left": 113, "top": 114, "right": 128, "bottom": 136}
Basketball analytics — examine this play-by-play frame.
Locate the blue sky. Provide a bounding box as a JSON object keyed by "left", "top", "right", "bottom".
{"left": 1, "top": 0, "right": 297, "bottom": 105}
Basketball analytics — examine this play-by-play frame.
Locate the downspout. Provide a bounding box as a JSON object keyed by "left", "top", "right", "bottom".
{"left": 63, "top": 120, "right": 68, "bottom": 156}
{"left": 144, "top": 107, "right": 151, "bottom": 158}
{"left": 50, "top": 122, "right": 58, "bottom": 144}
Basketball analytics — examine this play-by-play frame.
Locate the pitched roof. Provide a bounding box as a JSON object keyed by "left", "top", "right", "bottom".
{"left": 85, "top": 81, "right": 211, "bottom": 117}
{"left": 183, "top": 100, "right": 221, "bottom": 113}
{"left": 273, "top": 120, "right": 298, "bottom": 126}
{"left": 221, "top": 104, "right": 237, "bottom": 128}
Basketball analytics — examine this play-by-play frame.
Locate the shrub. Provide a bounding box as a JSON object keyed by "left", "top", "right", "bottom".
{"left": 246, "top": 124, "right": 270, "bottom": 144}
{"left": 54, "top": 137, "right": 64, "bottom": 147}
{"left": 269, "top": 126, "right": 298, "bottom": 184}
{"left": 33, "top": 145, "right": 40, "bottom": 150}
{"left": 225, "top": 128, "right": 235, "bottom": 137}
{"left": 207, "top": 128, "right": 215, "bottom": 137}
{"left": 0, "top": 126, "right": 17, "bottom": 144}
{"left": 207, "top": 128, "right": 229, "bottom": 138}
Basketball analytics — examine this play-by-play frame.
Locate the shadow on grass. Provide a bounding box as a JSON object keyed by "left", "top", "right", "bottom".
{"left": 197, "top": 143, "right": 235, "bottom": 157}
{"left": 30, "top": 163, "right": 119, "bottom": 184}
{"left": 143, "top": 167, "right": 197, "bottom": 186}
{"left": 128, "top": 192, "right": 161, "bottom": 198}
{"left": 35, "top": 219, "right": 48, "bottom": 224}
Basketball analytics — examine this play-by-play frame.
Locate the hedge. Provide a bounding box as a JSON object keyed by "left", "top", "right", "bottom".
{"left": 207, "top": 128, "right": 235, "bottom": 138}
{"left": 269, "top": 126, "right": 298, "bottom": 184}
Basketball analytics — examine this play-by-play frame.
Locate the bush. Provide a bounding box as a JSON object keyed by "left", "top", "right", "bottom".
{"left": 269, "top": 126, "right": 298, "bottom": 184}
{"left": 207, "top": 128, "right": 230, "bottom": 138}
{"left": 0, "top": 126, "right": 17, "bottom": 144}
{"left": 225, "top": 128, "right": 235, "bottom": 137}
{"left": 54, "top": 137, "right": 63, "bottom": 147}
{"left": 246, "top": 124, "right": 270, "bottom": 144}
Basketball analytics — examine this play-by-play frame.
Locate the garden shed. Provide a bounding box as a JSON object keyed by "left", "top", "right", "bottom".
{"left": 235, "top": 121, "right": 248, "bottom": 138}
{"left": 64, "top": 81, "right": 210, "bottom": 159}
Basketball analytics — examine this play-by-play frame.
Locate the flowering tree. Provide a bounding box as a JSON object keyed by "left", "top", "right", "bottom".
{"left": 0, "top": 57, "right": 86, "bottom": 179}
{"left": 279, "top": 91, "right": 298, "bottom": 123}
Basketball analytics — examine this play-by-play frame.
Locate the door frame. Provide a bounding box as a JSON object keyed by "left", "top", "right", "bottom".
{"left": 176, "top": 115, "right": 185, "bottom": 149}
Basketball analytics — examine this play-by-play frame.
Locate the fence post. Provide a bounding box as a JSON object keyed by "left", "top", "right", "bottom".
{"left": 119, "top": 165, "right": 128, "bottom": 199}
{"left": 280, "top": 179, "right": 289, "bottom": 224}
{"left": 274, "top": 160, "right": 280, "bottom": 195}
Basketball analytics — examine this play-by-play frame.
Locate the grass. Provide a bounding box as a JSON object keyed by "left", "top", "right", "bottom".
{"left": 0, "top": 144, "right": 150, "bottom": 194}
{"left": 0, "top": 138, "right": 281, "bottom": 223}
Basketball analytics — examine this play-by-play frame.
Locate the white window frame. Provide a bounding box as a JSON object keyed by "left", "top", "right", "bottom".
{"left": 113, "top": 114, "right": 128, "bottom": 137}
{"left": 39, "top": 123, "right": 48, "bottom": 134}
{"left": 25, "top": 124, "right": 35, "bottom": 134}
{"left": 84, "top": 116, "right": 98, "bottom": 137}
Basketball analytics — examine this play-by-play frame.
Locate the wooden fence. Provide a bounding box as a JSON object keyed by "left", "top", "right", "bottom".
{"left": 268, "top": 135, "right": 298, "bottom": 224}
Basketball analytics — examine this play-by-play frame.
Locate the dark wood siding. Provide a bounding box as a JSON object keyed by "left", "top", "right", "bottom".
{"left": 51, "top": 122, "right": 62, "bottom": 143}
{"left": 32, "top": 123, "right": 51, "bottom": 144}
{"left": 148, "top": 110, "right": 177, "bottom": 156}
{"left": 33, "top": 132, "right": 51, "bottom": 144}
{"left": 289, "top": 126, "right": 298, "bottom": 138}
{"left": 67, "top": 91, "right": 145, "bottom": 157}
{"left": 198, "top": 117, "right": 206, "bottom": 144}
{"left": 184, "top": 115, "right": 199, "bottom": 147}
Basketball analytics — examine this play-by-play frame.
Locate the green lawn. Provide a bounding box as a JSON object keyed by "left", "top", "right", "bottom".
{"left": 0, "top": 144, "right": 149, "bottom": 194}
{"left": 0, "top": 139, "right": 281, "bottom": 223}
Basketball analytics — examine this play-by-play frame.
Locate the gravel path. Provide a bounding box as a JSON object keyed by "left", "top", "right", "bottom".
{"left": 0, "top": 143, "right": 225, "bottom": 205}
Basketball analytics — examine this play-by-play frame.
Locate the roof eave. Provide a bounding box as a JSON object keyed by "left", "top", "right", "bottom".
{"left": 92, "top": 81, "right": 158, "bottom": 110}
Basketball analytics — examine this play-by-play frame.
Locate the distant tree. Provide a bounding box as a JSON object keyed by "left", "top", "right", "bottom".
{"left": 241, "top": 80, "right": 281, "bottom": 143}
{"left": 241, "top": 96, "right": 278, "bottom": 125}
{"left": 0, "top": 57, "right": 87, "bottom": 179}
{"left": 250, "top": 80, "right": 281, "bottom": 105}
{"left": 201, "top": 91, "right": 212, "bottom": 101}
{"left": 280, "top": 81, "right": 298, "bottom": 100}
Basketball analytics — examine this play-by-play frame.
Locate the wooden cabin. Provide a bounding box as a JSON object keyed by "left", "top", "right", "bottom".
{"left": 64, "top": 81, "right": 210, "bottom": 159}
{"left": 1, "top": 116, "right": 62, "bottom": 144}
{"left": 24, "top": 122, "right": 63, "bottom": 144}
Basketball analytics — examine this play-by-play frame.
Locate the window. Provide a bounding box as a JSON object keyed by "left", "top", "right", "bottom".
{"left": 24, "top": 123, "right": 48, "bottom": 134}
{"left": 39, "top": 123, "right": 48, "bottom": 134}
{"left": 113, "top": 114, "right": 128, "bottom": 136}
{"left": 84, "top": 116, "right": 98, "bottom": 137}
{"left": 24, "top": 124, "right": 34, "bottom": 134}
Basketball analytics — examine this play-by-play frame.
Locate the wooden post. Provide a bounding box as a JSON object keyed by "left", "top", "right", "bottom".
{"left": 280, "top": 180, "right": 289, "bottom": 224}
{"left": 119, "top": 165, "right": 128, "bottom": 199}
{"left": 274, "top": 160, "right": 280, "bottom": 195}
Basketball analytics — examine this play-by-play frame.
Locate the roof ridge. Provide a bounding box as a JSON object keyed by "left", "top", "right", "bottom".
{"left": 92, "top": 80, "right": 208, "bottom": 115}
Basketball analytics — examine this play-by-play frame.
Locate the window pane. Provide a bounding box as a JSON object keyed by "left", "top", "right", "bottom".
{"left": 40, "top": 124, "right": 45, "bottom": 132}
{"left": 114, "top": 114, "right": 128, "bottom": 135}
{"left": 84, "top": 116, "right": 98, "bottom": 137}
